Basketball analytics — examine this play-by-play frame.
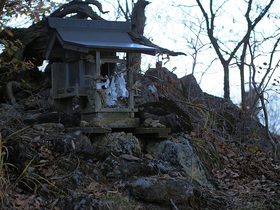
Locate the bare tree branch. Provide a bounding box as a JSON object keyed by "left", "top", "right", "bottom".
{"left": 195, "top": 0, "right": 275, "bottom": 99}
{"left": 249, "top": 42, "right": 280, "bottom": 160}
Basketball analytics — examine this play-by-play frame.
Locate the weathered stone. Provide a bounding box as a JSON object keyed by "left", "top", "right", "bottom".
{"left": 127, "top": 177, "right": 194, "bottom": 205}
{"left": 6, "top": 140, "right": 39, "bottom": 174}
{"left": 144, "top": 153, "right": 153, "bottom": 159}
{"left": 101, "top": 156, "right": 179, "bottom": 181}
{"left": 146, "top": 135, "right": 213, "bottom": 188}
{"left": 57, "top": 192, "right": 99, "bottom": 210}
{"left": 120, "top": 154, "right": 140, "bottom": 161}
{"left": 33, "top": 123, "right": 64, "bottom": 134}
{"left": 94, "top": 132, "right": 142, "bottom": 156}
{"left": 72, "top": 131, "right": 91, "bottom": 149}
{"left": 80, "top": 120, "right": 90, "bottom": 127}
{"left": 51, "top": 133, "right": 74, "bottom": 154}
{"left": 142, "top": 117, "right": 166, "bottom": 128}
{"left": 134, "top": 76, "right": 160, "bottom": 105}
{"left": 177, "top": 74, "right": 205, "bottom": 105}
{"left": 76, "top": 144, "right": 111, "bottom": 161}
{"left": 133, "top": 127, "right": 171, "bottom": 139}
{"left": 138, "top": 98, "right": 193, "bottom": 132}
{"left": 89, "top": 118, "right": 103, "bottom": 127}
{"left": 142, "top": 118, "right": 153, "bottom": 127}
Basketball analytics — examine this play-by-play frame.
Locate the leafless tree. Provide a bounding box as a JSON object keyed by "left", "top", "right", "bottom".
{"left": 248, "top": 37, "right": 280, "bottom": 160}
{"left": 184, "top": 17, "right": 207, "bottom": 75}
{"left": 195, "top": 0, "right": 275, "bottom": 99}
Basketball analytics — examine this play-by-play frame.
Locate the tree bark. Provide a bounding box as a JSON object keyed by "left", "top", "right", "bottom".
{"left": 131, "top": 0, "right": 149, "bottom": 35}
{"left": 238, "top": 42, "right": 248, "bottom": 111}
{"left": 130, "top": 0, "right": 150, "bottom": 74}
{"left": 223, "top": 64, "right": 230, "bottom": 99}
{"left": 0, "top": 0, "right": 7, "bottom": 17}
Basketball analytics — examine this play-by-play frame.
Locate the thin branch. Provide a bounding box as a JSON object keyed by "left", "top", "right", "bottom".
{"left": 198, "top": 58, "right": 219, "bottom": 84}
{"left": 117, "top": 0, "right": 130, "bottom": 21}
{"left": 228, "top": 0, "right": 274, "bottom": 63}
{"left": 196, "top": 0, "right": 226, "bottom": 63}
{"left": 248, "top": 42, "right": 279, "bottom": 160}
{"left": 252, "top": 0, "right": 275, "bottom": 28}
{"left": 260, "top": 37, "right": 280, "bottom": 90}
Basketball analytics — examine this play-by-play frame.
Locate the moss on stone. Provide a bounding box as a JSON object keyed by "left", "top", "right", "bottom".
{"left": 192, "top": 138, "right": 221, "bottom": 171}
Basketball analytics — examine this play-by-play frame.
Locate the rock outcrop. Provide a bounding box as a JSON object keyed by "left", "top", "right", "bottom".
{"left": 0, "top": 67, "right": 279, "bottom": 209}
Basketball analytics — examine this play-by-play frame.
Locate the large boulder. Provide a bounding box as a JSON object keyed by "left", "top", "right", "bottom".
{"left": 127, "top": 177, "right": 194, "bottom": 205}
{"left": 100, "top": 156, "right": 180, "bottom": 181}
{"left": 138, "top": 98, "right": 193, "bottom": 132}
{"left": 135, "top": 68, "right": 208, "bottom": 132}
{"left": 146, "top": 134, "right": 214, "bottom": 188}
{"left": 177, "top": 74, "right": 205, "bottom": 105}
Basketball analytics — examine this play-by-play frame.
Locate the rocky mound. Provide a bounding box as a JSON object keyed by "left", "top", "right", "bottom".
{"left": 0, "top": 67, "right": 279, "bottom": 209}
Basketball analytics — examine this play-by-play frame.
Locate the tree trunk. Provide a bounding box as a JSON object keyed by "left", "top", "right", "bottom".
{"left": 240, "top": 65, "right": 246, "bottom": 110}
{"left": 131, "top": 0, "right": 149, "bottom": 35}
{"left": 223, "top": 64, "right": 230, "bottom": 99}
{"left": 131, "top": 0, "right": 150, "bottom": 74}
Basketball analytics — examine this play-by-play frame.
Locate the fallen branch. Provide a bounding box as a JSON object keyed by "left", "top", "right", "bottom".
{"left": 170, "top": 199, "right": 179, "bottom": 210}
{"left": 6, "top": 81, "right": 21, "bottom": 105}
{"left": 6, "top": 81, "right": 30, "bottom": 105}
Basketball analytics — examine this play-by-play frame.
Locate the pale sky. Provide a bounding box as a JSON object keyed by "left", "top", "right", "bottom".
{"left": 4, "top": 0, "right": 280, "bottom": 133}
{"left": 6, "top": 0, "right": 280, "bottom": 107}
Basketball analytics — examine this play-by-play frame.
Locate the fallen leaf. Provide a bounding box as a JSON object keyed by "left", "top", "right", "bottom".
{"left": 231, "top": 171, "right": 239, "bottom": 178}
{"left": 52, "top": 165, "right": 58, "bottom": 169}
{"left": 135, "top": 205, "right": 142, "bottom": 210}
{"left": 253, "top": 132, "right": 258, "bottom": 138}
{"left": 34, "top": 200, "right": 40, "bottom": 209}
{"left": 86, "top": 181, "right": 100, "bottom": 191}
{"left": 16, "top": 198, "right": 24, "bottom": 206}
{"left": 4, "top": 27, "right": 14, "bottom": 36}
